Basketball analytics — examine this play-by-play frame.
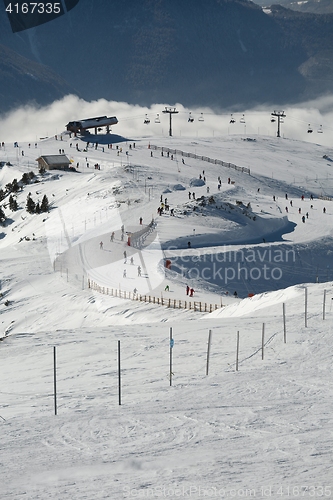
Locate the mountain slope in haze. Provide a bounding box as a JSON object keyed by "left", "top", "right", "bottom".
{"left": 0, "top": 0, "right": 332, "bottom": 111}
{"left": 0, "top": 44, "right": 79, "bottom": 113}
{"left": 253, "top": 0, "right": 333, "bottom": 15}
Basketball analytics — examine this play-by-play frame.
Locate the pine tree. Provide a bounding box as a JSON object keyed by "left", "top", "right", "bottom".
{"left": 21, "top": 173, "right": 30, "bottom": 184}
{"left": 26, "top": 195, "right": 35, "bottom": 214}
{"left": 0, "top": 206, "right": 5, "bottom": 223}
{"left": 40, "top": 194, "right": 49, "bottom": 213}
{"left": 11, "top": 179, "right": 19, "bottom": 193}
{"left": 35, "top": 202, "right": 41, "bottom": 214}
{"left": 0, "top": 189, "right": 5, "bottom": 201}
{"left": 9, "top": 195, "right": 18, "bottom": 211}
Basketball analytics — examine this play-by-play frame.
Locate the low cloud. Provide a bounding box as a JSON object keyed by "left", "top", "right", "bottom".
{"left": 0, "top": 94, "right": 333, "bottom": 148}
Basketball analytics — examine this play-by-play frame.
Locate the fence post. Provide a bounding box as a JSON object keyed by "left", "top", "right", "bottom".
{"left": 323, "top": 289, "right": 326, "bottom": 320}
{"left": 53, "top": 346, "right": 57, "bottom": 416}
{"left": 118, "top": 340, "right": 121, "bottom": 405}
{"left": 206, "top": 330, "right": 212, "bottom": 376}
{"left": 261, "top": 323, "right": 265, "bottom": 360}
{"left": 283, "top": 302, "right": 286, "bottom": 343}
{"left": 236, "top": 331, "right": 240, "bottom": 371}
{"left": 170, "top": 327, "right": 174, "bottom": 386}
{"left": 305, "top": 287, "right": 308, "bottom": 327}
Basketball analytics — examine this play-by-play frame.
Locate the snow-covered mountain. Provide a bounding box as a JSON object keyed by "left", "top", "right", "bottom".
{"left": 1, "top": 0, "right": 333, "bottom": 112}
{"left": 1, "top": 128, "right": 333, "bottom": 497}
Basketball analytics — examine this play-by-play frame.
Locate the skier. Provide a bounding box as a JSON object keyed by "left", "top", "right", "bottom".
{"left": 139, "top": 217, "right": 143, "bottom": 225}
{"left": 323, "top": 207, "right": 326, "bottom": 213}
{"left": 302, "top": 215, "right": 305, "bottom": 223}
{"left": 188, "top": 241, "right": 191, "bottom": 248}
{"left": 123, "top": 250, "right": 127, "bottom": 259}
{"left": 192, "top": 192, "right": 195, "bottom": 200}
{"left": 138, "top": 265, "right": 141, "bottom": 276}
{"left": 273, "top": 195, "right": 276, "bottom": 201}
{"left": 233, "top": 291, "right": 238, "bottom": 298}
{"left": 110, "top": 232, "right": 115, "bottom": 242}
{"left": 188, "top": 191, "right": 191, "bottom": 200}
{"left": 123, "top": 269, "right": 127, "bottom": 278}
{"left": 100, "top": 241, "right": 103, "bottom": 250}
{"left": 285, "top": 207, "right": 288, "bottom": 213}
{"left": 189, "top": 288, "right": 194, "bottom": 297}
{"left": 186, "top": 285, "right": 190, "bottom": 295}
{"left": 164, "top": 285, "right": 170, "bottom": 291}
{"left": 130, "top": 257, "right": 134, "bottom": 265}
{"left": 298, "top": 208, "right": 301, "bottom": 214}
{"left": 290, "top": 200, "right": 293, "bottom": 207}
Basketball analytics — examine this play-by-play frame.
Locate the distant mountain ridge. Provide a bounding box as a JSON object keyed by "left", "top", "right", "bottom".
{"left": 252, "top": 0, "right": 333, "bottom": 14}
{"left": 0, "top": 0, "right": 332, "bottom": 112}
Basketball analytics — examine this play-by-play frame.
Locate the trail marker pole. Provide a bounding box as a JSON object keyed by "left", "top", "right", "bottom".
{"left": 169, "top": 327, "right": 174, "bottom": 386}
{"left": 305, "top": 287, "right": 308, "bottom": 327}
{"left": 53, "top": 346, "right": 57, "bottom": 416}
{"left": 206, "top": 330, "right": 212, "bottom": 376}
{"left": 323, "top": 289, "right": 326, "bottom": 320}
{"left": 283, "top": 302, "right": 286, "bottom": 343}
{"left": 236, "top": 331, "right": 240, "bottom": 371}
{"left": 261, "top": 323, "right": 265, "bottom": 360}
{"left": 118, "top": 340, "right": 121, "bottom": 405}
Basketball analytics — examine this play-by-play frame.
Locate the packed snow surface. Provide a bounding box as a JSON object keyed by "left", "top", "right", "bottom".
{"left": 0, "top": 133, "right": 333, "bottom": 499}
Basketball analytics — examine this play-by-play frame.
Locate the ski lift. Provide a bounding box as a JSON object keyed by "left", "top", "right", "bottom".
{"left": 198, "top": 112, "right": 204, "bottom": 122}
{"left": 307, "top": 124, "right": 313, "bottom": 133}
{"left": 240, "top": 114, "right": 246, "bottom": 124}
{"left": 317, "top": 124, "right": 323, "bottom": 133}
{"left": 271, "top": 117, "right": 276, "bottom": 123}
{"left": 155, "top": 113, "right": 160, "bottom": 124}
{"left": 188, "top": 112, "right": 194, "bottom": 123}
{"left": 144, "top": 114, "right": 150, "bottom": 125}
{"left": 230, "top": 114, "right": 236, "bottom": 124}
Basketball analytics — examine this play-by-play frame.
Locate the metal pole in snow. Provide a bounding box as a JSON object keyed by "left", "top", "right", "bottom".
{"left": 169, "top": 327, "right": 173, "bottom": 386}
{"left": 323, "top": 289, "right": 326, "bottom": 320}
{"left": 206, "top": 330, "right": 212, "bottom": 376}
{"left": 236, "top": 331, "right": 240, "bottom": 371}
{"left": 53, "top": 346, "right": 57, "bottom": 416}
{"left": 283, "top": 302, "right": 286, "bottom": 343}
{"left": 118, "top": 340, "right": 121, "bottom": 405}
{"left": 261, "top": 323, "right": 265, "bottom": 360}
{"left": 305, "top": 287, "right": 308, "bottom": 327}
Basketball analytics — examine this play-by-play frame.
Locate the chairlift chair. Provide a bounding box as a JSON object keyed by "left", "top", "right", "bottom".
{"left": 271, "top": 117, "right": 276, "bottom": 123}
{"left": 240, "top": 114, "right": 246, "bottom": 124}
{"left": 307, "top": 124, "right": 313, "bottom": 133}
{"left": 188, "top": 112, "right": 194, "bottom": 123}
{"left": 198, "top": 112, "right": 204, "bottom": 122}
{"left": 230, "top": 113, "right": 236, "bottom": 124}
{"left": 317, "top": 125, "right": 323, "bottom": 133}
{"left": 154, "top": 113, "right": 160, "bottom": 124}
{"left": 144, "top": 114, "right": 150, "bottom": 125}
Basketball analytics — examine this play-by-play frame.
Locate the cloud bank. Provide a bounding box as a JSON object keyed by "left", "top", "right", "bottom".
{"left": 0, "top": 94, "right": 333, "bottom": 148}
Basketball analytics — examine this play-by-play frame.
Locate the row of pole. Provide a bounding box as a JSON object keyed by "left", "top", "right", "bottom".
{"left": 52, "top": 288, "right": 328, "bottom": 414}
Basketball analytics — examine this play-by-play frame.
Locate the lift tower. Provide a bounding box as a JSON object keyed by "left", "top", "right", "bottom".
{"left": 162, "top": 107, "right": 179, "bottom": 137}
{"left": 271, "top": 110, "right": 286, "bottom": 138}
